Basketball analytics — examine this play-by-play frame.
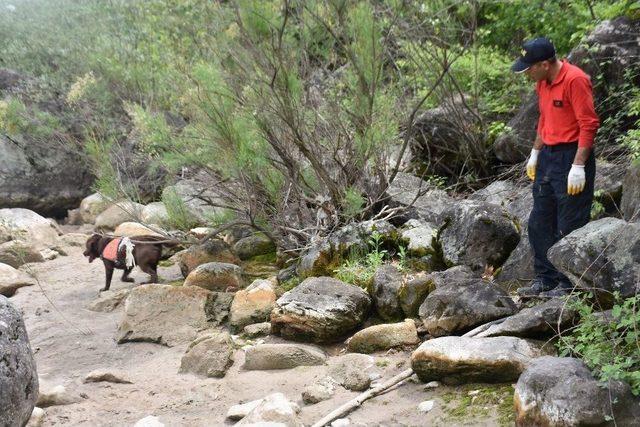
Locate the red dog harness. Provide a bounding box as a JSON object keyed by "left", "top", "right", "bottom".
{"left": 101, "top": 238, "right": 122, "bottom": 262}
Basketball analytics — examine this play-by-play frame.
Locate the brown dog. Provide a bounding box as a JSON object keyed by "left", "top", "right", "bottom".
{"left": 83, "top": 234, "right": 173, "bottom": 292}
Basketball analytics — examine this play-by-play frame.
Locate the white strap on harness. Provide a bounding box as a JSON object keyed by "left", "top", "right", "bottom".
{"left": 118, "top": 237, "right": 136, "bottom": 269}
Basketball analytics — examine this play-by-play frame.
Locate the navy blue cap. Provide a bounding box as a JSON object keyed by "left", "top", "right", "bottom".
{"left": 511, "top": 37, "right": 556, "bottom": 73}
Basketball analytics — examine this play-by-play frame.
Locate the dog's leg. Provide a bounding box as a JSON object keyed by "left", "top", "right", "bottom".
{"left": 139, "top": 262, "right": 158, "bottom": 284}
{"left": 121, "top": 267, "right": 135, "bottom": 283}
{"left": 101, "top": 263, "right": 114, "bottom": 293}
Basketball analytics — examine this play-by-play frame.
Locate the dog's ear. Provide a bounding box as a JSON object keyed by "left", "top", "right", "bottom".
{"left": 84, "top": 234, "right": 100, "bottom": 262}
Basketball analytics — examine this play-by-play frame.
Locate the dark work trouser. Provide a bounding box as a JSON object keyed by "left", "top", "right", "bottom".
{"left": 528, "top": 142, "right": 595, "bottom": 287}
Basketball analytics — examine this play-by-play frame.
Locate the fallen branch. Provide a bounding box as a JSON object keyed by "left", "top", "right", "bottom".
{"left": 462, "top": 317, "right": 509, "bottom": 338}
{"left": 311, "top": 368, "right": 415, "bottom": 427}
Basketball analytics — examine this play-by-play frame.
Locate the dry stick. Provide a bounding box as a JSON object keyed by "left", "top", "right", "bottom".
{"left": 311, "top": 368, "right": 415, "bottom": 427}
{"left": 462, "top": 317, "right": 509, "bottom": 338}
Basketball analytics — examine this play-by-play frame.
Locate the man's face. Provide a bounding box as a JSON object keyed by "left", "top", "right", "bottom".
{"left": 524, "top": 61, "right": 551, "bottom": 82}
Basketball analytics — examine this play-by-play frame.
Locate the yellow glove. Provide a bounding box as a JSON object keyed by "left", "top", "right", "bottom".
{"left": 526, "top": 149, "right": 540, "bottom": 181}
{"left": 567, "top": 164, "right": 586, "bottom": 195}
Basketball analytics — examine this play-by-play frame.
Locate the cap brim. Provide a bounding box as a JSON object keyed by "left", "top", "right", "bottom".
{"left": 511, "top": 58, "right": 531, "bottom": 73}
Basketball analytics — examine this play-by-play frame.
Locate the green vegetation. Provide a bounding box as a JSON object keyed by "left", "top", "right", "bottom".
{"left": 334, "top": 232, "right": 389, "bottom": 289}
{"left": 438, "top": 384, "right": 514, "bottom": 426}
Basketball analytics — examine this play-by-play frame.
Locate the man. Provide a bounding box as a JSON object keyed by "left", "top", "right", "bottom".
{"left": 511, "top": 37, "right": 600, "bottom": 298}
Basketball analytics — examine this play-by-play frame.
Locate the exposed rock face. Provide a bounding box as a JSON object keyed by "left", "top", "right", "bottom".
{"left": 411, "top": 336, "right": 547, "bottom": 385}
{"left": 94, "top": 201, "right": 145, "bottom": 230}
{"left": 0, "top": 296, "right": 39, "bottom": 427}
{"left": 371, "top": 264, "right": 404, "bottom": 321}
{"left": 229, "top": 279, "right": 276, "bottom": 332}
{"left": 386, "top": 172, "right": 454, "bottom": 224}
{"left": 476, "top": 298, "right": 576, "bottom": 339}
{"left": 0, "top": 262, "right": 36, "bottom": 297}
{"left": 419, "top": 280, "right": 517, "bottom": 336}
{"left": 271, "top": 277, "right": 371, "bottom": 343}
{"left": 0, "top": 208, "right": 60, "bottom": 248}
{"left": 243, "top": 343, "right": 326, "bottom": 370}
{"left": 179, "top": 332, "right": 234, "bottom": 378}
{"left": 514, "top": 357, "right": 640, "bottom": 426}
{"left": 0, "top": 135, "right": 93, "bottom": 217}
{"left": 347, "top": 319, "right": 419, "bottom": 354}
{"left": 233, "top": 233, "right": 276, "bottom": 260}
{"left": 183, "top": 262, "right": 244, "bottom": 292}
{"left": 177, "top": 239, "right": 239, "bottom": 277}
{"left": 438, "top": 200, "right": 519, "bottom": 271}
{"left": 117, "top": 285, "right": 226, "bottom": 346}
{"left": 621, "top": 160, "right": 640, "bottom": 222}
{"left": 548, "top": 218, "right": 640, "bottom": 302}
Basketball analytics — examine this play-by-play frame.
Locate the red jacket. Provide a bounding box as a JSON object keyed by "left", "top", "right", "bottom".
{"left": 536, "top": 60, "right": 600, "bottom": 148}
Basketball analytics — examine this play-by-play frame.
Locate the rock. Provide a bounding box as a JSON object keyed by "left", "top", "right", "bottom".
{"left": 117, "top": 284, "right": 225, "bottom": 347}
{"left": 387, "top": 172, "right": 453, "bottom": 224}
{"left": 547, "top": 218, "right": 640, "bottom": 302}
{"left": 371, "top": 264, "right": 404, "bottom": 321}
{"left": 243, "top": 322, "right": 272, "bottom": 338}
{"left": 179, "top": 332, "right": 234, "bottom": 378}
{"left": 141, "top": 202, "right": 169, "bottom": 225}
{"left": 162, "top": 179, "right": 227, "bottom": 225}
{"left": 297, "top": 220, "right": 397, "bottom": 277}
{"left": 347, "top": 319, "right": 419, "bottom": 354}
{"left": 594, "top": 160, "right": 626, "bottom": 216}
{"left": 26, "top": 407, "right": 45, "bottom": 427}
{"left": 514, "top": 357, "right": 640, "bottom": 426}
{"left": 0, "top": 134, "right": 92, "bottom": 217}
{"left": 302, "top": 377, "right": 337, "bottom": 404}
{"left": 438, "top": 200, "right": 520, "bottom": 270}
{"left": 65, "top": 208, "right": 83, "bottom": 225}
{"left": 400, "top": 219, "right": 437, "bottom": 256}
{"left": 59, "top": 232, "right": 89, "bottom": 247}
{"left": 86, "top": 289, "right": 130, "bottom": 312}
{"left": 418, "top": 400, "right": 435, "bottom": 413}
{"left": 233, "top": 233, "right": 276, "bottom": 260}
{"left": 271, "top": 276, "right": 371, "bottom": 343}
{"left": 230, "top": 279, "right": 277, "bottom": 332}
{"left": 0, "top": 262, "right": 36, "bottom": 297}
{"left": 36, "top": 385, "right": 81, "bottom": 407}
{"left": 243, "top": 343, "right": 326, "bottom": 370}
{"left": 476, "top": 299, "right": 576, "bottom": 339}
{"left": 227, "top": 398, "right": 264, "bottom": 421}
{"left": 411, "top": 336, "right": 548, "bottom": 385}
{"left": 189, "top": 227, "right": 215, "bottom": 240}
{"left": 419, "top": 280, "right": 517, "bottom": 336}
{"left": 0, "top": 240, "right": 45, "bottom": 268}
{"left": 39, "top": 248, "right": 59, "bottom": 261}
{"left": 492, "top": 93, "right": 540, "bottom": 163}
{"left": 0, "top": 208, "right": 60, "bottom": 248}
{"left": 177, "top": 239, "right": 239, "bottom": 277}
{"left": 470, "top": 180, "right": 520, "bottom": 207}
{"left": 328, "top": 353, "right": 377, "bottom": 391}
{"left": 83, "top": 369, "right": 132, "bottom": 384}
{"left": 183, "top": 262, "right": 244, "bottom": 292}
{"left": 113, "top": 222, "right": 164, "bottom": 237}
{"left": 79, "top": 193, "right": 109, "bottom": 224}
{"left": 236, "top": 393, "right": 302, "bottom": 426}
{"left": 0, "top": 296, "right": 39, "bottom": 425}
{"left": 94, "top": 201, "right": 145, "bottom": 230}
{"left": 424, "top": 381, "right": 440, "bottom": 389}
{"left": 0, "top": 68, "right": 25, "bottom": 90}
{"left": 133, "top": 415, "right": 165, "bottom": 427}
{"left": 621, "top": 160, "right": 640, "bottom": 222}
{"left": 331, "top": 419, "right": 351, "bottom": 427}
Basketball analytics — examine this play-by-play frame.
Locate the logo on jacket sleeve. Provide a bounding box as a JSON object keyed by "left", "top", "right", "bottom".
{"left": 553, "top": 99, "right": 563, "bottom": 107}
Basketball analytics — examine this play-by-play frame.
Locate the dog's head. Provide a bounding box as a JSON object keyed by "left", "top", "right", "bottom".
{"left": 83, "top": 234, "right": 102, "bottom": 263}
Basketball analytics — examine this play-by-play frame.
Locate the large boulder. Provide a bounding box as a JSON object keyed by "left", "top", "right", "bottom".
{"left": 0, "top": 208, "right": 60, "bottom": 248}
{"left": 297, "top": 220, "right": 396, "bottom": 277}
{"left": 419, "top": 279, "right": 517, "bottom": 336}
{"left": 117, "top": 285, "right": 226, "bottom": 346}
{"left": 399, "top": 219, "right": 437, "bottom": 256}
{"left": 386, "top": 172, "right": 454, "bottom": 224}
{"left": 271, "top": 276, "right": 371, "bottom": 343}
{"left": 0, "top": 296, "right": 39, "bottom": 426}
{"left": 0, "top": 240, "right": 44, "bottom": 268}
{"left": 232, "top": 233, "right": 276, "bottom": 260}
{"left": 548, "top": 218, "right": 640, "bottom": 302}
{"left": 438, "top": 200, "right": 520, "bottom": 271}
{"left": 179, "top": 332, "right": 234, "bottom": 378}
{"left": 113, "top": 222, "right": 164, "bottom": 237}
{"left": 370, "top": 264, "right": 404, "bottom": 321}
{"left": 469, "top": 180, "right": 519, "bottom": 207}
{"left": 79, "top": 193, "right": 109, "bottom": 224}
{"left": 94, "top": 201, "right": 145, "bottom": 230}
{"left": 514, "top": 357, "right": 640, "bottom": 426}
{"left": 411, "top": 336, "right": 547, "bottom": 385}
{"left": 621, "top": 160, "right": 640, "bottom": 222}
{"left": 243, "top": 343, "right": 327, "bottom": 370}
{"left": 347, "top": 319, "right": 419, "bottom": 354}
{"left": 0, "top": 262, "right": 36, "bottom": 297}
{"left": 177, "top": 239, "right": 239, "bottom": 277}
{"left": 229, "top": 279, "right": 277, "bottom": 332}
{"left": 0, "top": 135, "right": 92, "bottom": 217}
{"left": 183, "top": 262, "right": 244, "bottom": 292}
{"left": 140, "top": 202, "right": 169, "bottom": 225}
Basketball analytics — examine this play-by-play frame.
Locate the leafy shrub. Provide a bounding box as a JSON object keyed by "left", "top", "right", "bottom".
{"left": 334, "top": 232, "right": 389, "bottom": 289}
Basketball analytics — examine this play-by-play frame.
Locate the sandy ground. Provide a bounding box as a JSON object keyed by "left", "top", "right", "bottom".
{"left": 9, "top": 227, "right": 514, "bottom": 427}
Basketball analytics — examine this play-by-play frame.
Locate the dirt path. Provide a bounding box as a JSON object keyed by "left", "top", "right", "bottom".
{"left": 10, "top": 229, "right": 513, "bottom": 426}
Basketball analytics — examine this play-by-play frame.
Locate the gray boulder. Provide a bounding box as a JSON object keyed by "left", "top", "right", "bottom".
{"left": 233, "top": 233, "right": 276, "bottom": 260}
{"left": 548, "top": 218, "right": 640, "bottom": 302}
{"left": 271, "top": 277, "right": 371, "bottom": 343}
{"left": 514, "top": 357, "right": 640, "bottom": 426}
{"left": 302, "top": 378, "right": 337, "bottom": 404}
{"left": 0, "top": 296, "right": 39, "bottom": 427}
{"left": 387, "top": 172, "right": 453, "bottom": 224}
{"left": 0, "top": 208, "right": 60, "bottom": 248}
{"left": 411, "top": 336, "right": 547, "bottom": 385}
{"left": 399, "top": 219, "right": 437, "bottom": 256}
{"left": 183, "top": 262, "right": 243, "bottom": 292}
{"left": 327, "top": 353, "right": 378, "bottom": 391}
{"left": 438, "top": 200, "right": 519, "bottom": 271}
{"left": 419, "top": 279, "right": 517, "bottom": 336}
{"left": 78, "top": 193, "right": 109, "bottom": 224}
{"left": 621, "top": 160, "right": 640, "bottom": 222}
{"left": 469, "top": 180, "right": 519, "bottom": 207}
{"left": 243, "top": 343, "right": 326, "bottom": 370}
{"left": 0, "top": 240, "right": 44, "bottom": 268}
{"left": 94, "top": 201, "right": 145, "bottom": 230}
{"left": 179, "top": 332, "right": 234, "bottom": 378}
{"left": 371, "top": 264, "right": 404, "bottom": 321}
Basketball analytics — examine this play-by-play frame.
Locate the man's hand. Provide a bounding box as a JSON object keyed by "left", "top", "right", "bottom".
{"left": 526, "top": 149, "right": 540, "bottom": 181}
{"left": 567, "top": 164, "right": 586, "bottom": 195}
